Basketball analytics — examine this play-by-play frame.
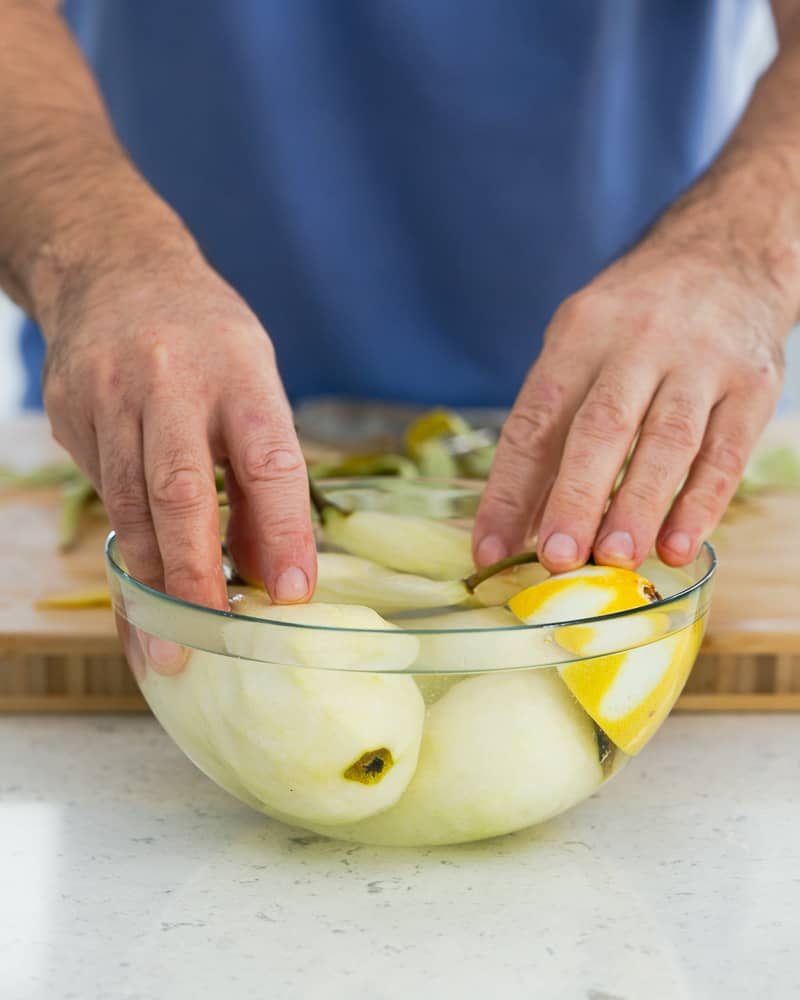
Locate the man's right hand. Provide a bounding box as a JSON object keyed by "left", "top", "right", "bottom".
{"left": 42, "top": 236, "right": 317, "bottom": 616}
{"left": 0, "top": 1, "right": 315, "bottom": 623}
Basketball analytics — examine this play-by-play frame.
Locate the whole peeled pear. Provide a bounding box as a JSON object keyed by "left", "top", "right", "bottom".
{"left": 305, "top": 667, "right": 604, "bottom": 845}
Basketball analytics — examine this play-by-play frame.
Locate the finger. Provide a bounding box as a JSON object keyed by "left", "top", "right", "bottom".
{"left": 594, "top": 371, "right": 715, "bottom": 567}
{"left": 97, "top": 416, "right": 164, "bottom": 592}
{"left": 536, "top": 364, "right": 659, "bottom": 573}
{"left": 99, "top": 414, "right": 192, "bottom": 674}
{"left": 222, "top": 379, "right": 316, "bottom": 605}
{"left": 224, "top": 465, "right": 263, "bottom": 586}
{"left": 656, "top": 393, "right": 771, "bottom": 565}
{"left": 473, "top": 354, "right": 594, "bottom": 566}
{"left": 142, "top": 401, "right": 228, "bottom": 611}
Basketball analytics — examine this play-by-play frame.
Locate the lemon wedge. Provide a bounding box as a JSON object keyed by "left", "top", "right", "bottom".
{"left": 556, "top": 619, "right": 705, "bottom": 755}
{"left": 507, "top": 565, "right": 659, "bottom": 623}
{"left": 507, "top": 566, "right": 702, "bottom": 755}
{"left": 507, "top": 565, "right": 668, "bottom": 656}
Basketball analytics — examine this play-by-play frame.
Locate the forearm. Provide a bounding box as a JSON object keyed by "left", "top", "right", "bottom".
{"left": 0, "top": 1, "right": 195, "bottom": 331}
{"left": 647, "top": 17, "right": 800, "bottom": 329}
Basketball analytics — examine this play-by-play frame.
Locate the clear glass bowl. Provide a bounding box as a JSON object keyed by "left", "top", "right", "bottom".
{"left": 105, "top": 478, "right": 715, "bottom": 847}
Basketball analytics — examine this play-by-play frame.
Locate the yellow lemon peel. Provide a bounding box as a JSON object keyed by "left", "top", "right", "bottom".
{"left": 557, "top": 618, "right": 705, "bottom": 755}
{"left": 508, "top": 566, "right": 702, "bottom": 755}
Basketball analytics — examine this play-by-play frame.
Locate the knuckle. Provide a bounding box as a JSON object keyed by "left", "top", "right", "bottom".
{"left": 105, "top": 488, "right": 151, "bottom": 531}
{"left": 103, "top": 458, "right": 150, "bottom": 527}
{"left": 43, "top": 372, "right": 68, "bottom": 418}
{"left": 87, "top": 354, "right": 118, "bottom": 399}
{"left": 501, "top": 401, "right": 557, "bottom": 460}
{"left": 682, "top": 484, "right": 724, "bottom": 521}
{"left": 142, "top": 337, "right": 173, "bottom": 385}
{"left": 641, "top": 411, "right": 701, "bottom": 454}
{"left": 162, "top": 555, "right": 212, "bottom": 591}
{"left": 702, "top": 434, "right": 747, "bottom": 485}
{"left": 575, "top": 390, "right": 631, "bottom": 442}
{"left": 149, "top": 460, "right": 210, "bottom": 512}
{"left": 621, "top": 473, "right": 666, "bottom": 510}
{"left": 476, "top": 487, "right": 527, "bottom": 529}
{"left": 238, "top": 436, "right": 304, "bottom": 485}
{"left": 553, "top": 290, "right": 596, "bottom": 329}
{"left": 743, "top": 358, "right": 784, "bottom": 397}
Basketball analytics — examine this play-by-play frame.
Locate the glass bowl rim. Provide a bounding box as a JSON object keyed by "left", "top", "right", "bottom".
{"left": 105, "top": 533, "right": 716, "bottom": 638}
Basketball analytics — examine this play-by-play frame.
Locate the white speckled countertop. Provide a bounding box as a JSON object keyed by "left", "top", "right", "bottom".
{"left": 1, "top": 714, "right": 799, "bottom": 1000}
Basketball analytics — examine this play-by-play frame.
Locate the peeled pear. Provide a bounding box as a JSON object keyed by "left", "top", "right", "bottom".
{"left": 139, "top": 652, "right": 263, "bottom": 810}
{"left": 319, "top": 505, "right": 475, "bottom": 580}
{"left": 230, "top": 551, "right": 543, "bottom": 619}
{"left": 138, "top": 598, "right": 427, "bottom": 825}
{"left": 305, "top": 668, "right": 604, "bottom": 846}
{"left": 223, "top": 595, "right": 421, "bottom": 670}
{"left": 399, "top": 606, "right": 566, "bottom": 672}
{"left": 200, "top": 650, "right": 426, "bottom": 824}
{"left": 312, "top": 552, "right": 466, "bottom": 614}
{"left": 471, "top": 561, "right": 549, "bottom": 607}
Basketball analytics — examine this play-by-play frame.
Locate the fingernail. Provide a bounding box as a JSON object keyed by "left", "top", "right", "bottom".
{"left": 542, "top": 532, "right": 579, "bottom": 565}
{"left": 661, "top": 530, "right": 692, "bottom": 559}
{"left": 597, "top": 530, "right": 635, "bottom": 563}
{"left": 476, "top": 534, "right": 508, "bottom": 566}
{"left": 145, "top": 636, "right": 187, "bottom": 675}
{"left": 274, "top": 566, "right": 310, "bottom": 603}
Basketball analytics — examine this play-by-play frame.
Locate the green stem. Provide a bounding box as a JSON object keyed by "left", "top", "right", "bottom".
{"left": 308, "top": 476, "right": 348, "bottom": 519}
{"left": 463, "top": 549, "right": 605, "bottom": 593}
{"left": 463, "top": 551, "right": 540, "bottom": 593}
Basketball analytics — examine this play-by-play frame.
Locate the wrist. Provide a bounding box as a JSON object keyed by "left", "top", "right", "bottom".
{"left": 649, "top": 143, "right": 800, "bottom": 332}
{"left": 22, "top": 157, "right": 201, "bottom": 338}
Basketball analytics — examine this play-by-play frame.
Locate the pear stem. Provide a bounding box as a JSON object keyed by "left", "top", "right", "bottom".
{"left": 308, "top": 476, "right": 348, "bottom": 519}
{"left": 463, "top": 551, "right": 540, "bottom": 593}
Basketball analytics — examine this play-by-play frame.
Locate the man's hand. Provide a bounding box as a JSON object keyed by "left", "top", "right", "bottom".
{"left": 476, "top": 4, "right": 800, "bottom": 574}
{"left": 43, "top": 238, "right": 317, "bottom": 613}
{"left": 475, "top": 236, "right": 789, "bottom": 573}
{"left": 0, "top": 2, "right": 315, "bottom": 621}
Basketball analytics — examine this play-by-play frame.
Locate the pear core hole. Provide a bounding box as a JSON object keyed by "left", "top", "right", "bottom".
{"left": 642, "top": 581, "right": 662, "bottom": 603}
{"left": 343, "top": 748, "right": 394, "bottom": 785}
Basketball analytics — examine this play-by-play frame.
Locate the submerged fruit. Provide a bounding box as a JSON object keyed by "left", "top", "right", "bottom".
{"left": 471, "top": 561, "right": 549, "bottom": 608}
{"left": 223, "top": 596, "right": 421, "bottom": 670}
{"left": 320, "top": 505, "right": 475, "bottom": 580}
{"left": 557, "top": 619, "right": 705, "bottom": 756}
{"left": 140, "top": 630, "right": 425, "bottom": 825}
{"left": 508, "top": 564, "right": 668, "bottom": 657}
{"left": 139, "top": 653, "right": 263, "bottom": 810}
{"left": 508, "top": 564, "right": 660, "bottom": 628}
{"left": 139, "top": 597, "right": 426, "bottom": 825}
{"left": 507, "top": 565, "right": 700, "bottom": 755}
{"left": 399, "top": 606, "right": 564, "bottom": 672}
{"left": 199, "top": 650, "right": 425, "bottom": 824}
{"left": 312, "top": 552, "right": 466, "bottom": 614}
{"left": 305, "top": 668, "right": 604, "bottom": 846}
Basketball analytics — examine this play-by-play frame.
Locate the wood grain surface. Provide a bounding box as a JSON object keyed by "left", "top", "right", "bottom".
{"left": 1, "top": 413, "right": 799, "bottom": 711}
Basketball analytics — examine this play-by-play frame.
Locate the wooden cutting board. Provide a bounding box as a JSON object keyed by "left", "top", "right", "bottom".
{"left": 1, "top": 413, "right": 799, "bottom": 710}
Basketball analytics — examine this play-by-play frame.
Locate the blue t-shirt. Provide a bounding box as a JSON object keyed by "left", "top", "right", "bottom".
{"left": 21, "top": 1, "right": 768, "bottom": 408}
